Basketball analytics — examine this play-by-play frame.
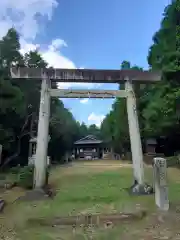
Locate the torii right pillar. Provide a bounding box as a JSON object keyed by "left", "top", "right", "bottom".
{"left": 125, "top": 79, "right": 153, "bottom": 195}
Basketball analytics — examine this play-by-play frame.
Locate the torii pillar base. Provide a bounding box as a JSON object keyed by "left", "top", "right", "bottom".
{"left": 128, "top": 180, "right": 154, "bottom": 195}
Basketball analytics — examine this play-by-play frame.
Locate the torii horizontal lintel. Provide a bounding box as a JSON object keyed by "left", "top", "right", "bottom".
{"left": 49, "top": 89, "right": 128, "bottom": 98}
{"left": 10, "top": 67, "right": 161, "bottom": 83}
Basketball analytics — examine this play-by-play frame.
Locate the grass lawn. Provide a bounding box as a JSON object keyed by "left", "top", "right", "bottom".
{"left": 1, "top": 160, "right": 180, "bottom": 239}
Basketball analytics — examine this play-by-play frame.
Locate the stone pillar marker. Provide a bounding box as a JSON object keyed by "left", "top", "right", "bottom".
{"left": 125, "top": 80, "right": 145, "bottom": 186}
{"left": 153, "top": 157, "right": 169, "bottom": 211}
{"left": 34, "top": 77, "right": 50, "bottom": 188}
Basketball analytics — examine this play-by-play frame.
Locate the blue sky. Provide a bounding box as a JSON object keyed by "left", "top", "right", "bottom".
{"left": 0, "top": 0, "right": 170, "bottom": 126}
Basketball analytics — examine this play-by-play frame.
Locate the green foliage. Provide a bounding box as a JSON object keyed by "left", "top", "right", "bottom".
{"left": 143, "top": 0, "right": 180, "bottom": 137}
{"left": 166, "top": 155, "right": 180, "bottom": 167}
{"left": 101, "top": 61, "right": 141, "bottom": 153}
{"left": 7, "top": 165, "right": 50, "bottom": 189}
{"left": 10, "top": 165, "right": 21, "bottom": 174}
{"left": 0, "top": 28, "right": 83, "bottom": 164}
{"left": 101, "top": 0, "right": 180, "bottom": 154}
{"left": 148, "top": 1, "right": 179, "bottom": 72}
{"left": 17, "top": 165, "right": 34, "bottom": 189}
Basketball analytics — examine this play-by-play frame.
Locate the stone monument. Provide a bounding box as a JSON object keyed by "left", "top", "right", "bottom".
{"left": 153, "top": 157, "right": 169, "bottom": 211}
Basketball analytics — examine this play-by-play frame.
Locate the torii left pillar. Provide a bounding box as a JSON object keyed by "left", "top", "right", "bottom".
{"left": 34, "top": 77, "right": 50, "bottom": 189}
{"left": 125, "top": 80, "right": 153, "bottom": 195}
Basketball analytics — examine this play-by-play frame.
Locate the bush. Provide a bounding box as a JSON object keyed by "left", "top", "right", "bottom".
{"left": 18, "top": 165, "right": 34, "bottom": 189}
{"left": 46, "top": 166, "right": 50, "bottom": 185}
{"left": 10, "top": 165, "right": 21, "bottom": 174}
{"left": 166, "top": 155, "right": 180, "bottom": 167}
{"left": 17, "top": 165, "right": 50, "bottom": 189}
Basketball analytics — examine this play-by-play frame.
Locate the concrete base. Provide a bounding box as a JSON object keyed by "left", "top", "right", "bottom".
{"left": 18, "top": 186, "right": 55, "bottom": 202}
{"left": 128, "top": 180, "right": 154, "bottom": 196}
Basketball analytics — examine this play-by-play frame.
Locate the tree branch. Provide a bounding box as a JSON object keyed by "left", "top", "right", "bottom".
{"left": 0, "top": 112, "right": 36, "bottom": 170}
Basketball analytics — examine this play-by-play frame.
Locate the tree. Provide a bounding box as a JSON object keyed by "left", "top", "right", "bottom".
{"left": 142, "top": 0, "right": 180, "bottom": 138}
{"left": 0, "top": 28, "right": 25, "bottom": 152}
{"left": 101, "top": 0, "right": 180, "bottom": 156}
{"left": 78, "top": 123, "right": 88, "bottom": 138}
{"left": 100, "top": 61, "right": 144, "bottom": 154}
{"left": 0, "top": 28, "right": 82, "bottom": 166}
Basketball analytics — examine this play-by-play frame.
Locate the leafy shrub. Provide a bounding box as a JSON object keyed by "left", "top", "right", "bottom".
{"left": 10, "top": 165, "right": 21, "bottom": 174}
{"left": 18, "top": 165, "right": 34, "bottom": 189}
{"left": 0, "top": 174, "right": 6, "bottom": 180}
{"left": 46, "top": 166, "right": 50, "bottom": 185}
{"left": 166, "top": 155, "right": 180, "bottom": 167}
{"left": 17, "top": 165, "right": 50, "bottom": 189}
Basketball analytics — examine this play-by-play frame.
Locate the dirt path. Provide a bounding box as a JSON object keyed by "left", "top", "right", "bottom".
{"left": 51, "top": 160, "right": 133, "bottom": 179}
{"left": 51, "top": 160, "right": 153, "bottom": 179}
{"left": 72, "top": 160, "right": 133, "bottom": 169}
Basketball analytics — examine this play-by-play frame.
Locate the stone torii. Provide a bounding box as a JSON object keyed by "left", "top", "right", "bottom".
{"left": 10, "top": 67, "right": 161, "bottom": 193}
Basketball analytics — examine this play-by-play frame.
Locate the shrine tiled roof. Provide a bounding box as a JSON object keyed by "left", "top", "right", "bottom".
{"left": 74, "top": 135, "right": 103, "bottom": 145}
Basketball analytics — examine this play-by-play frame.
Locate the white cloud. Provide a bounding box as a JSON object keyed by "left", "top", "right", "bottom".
{"left": 20, "top": 39, "right": 102, "bottom": 89}
{"left": 0, "top": 20, "right": 12, "bottom": 38}
{"left": 0, "top": 0, "right": 58, "bottom": 39}
{"left": 0, "top": 0, "right": 102, "bottom": 89}
{"left": 20, "top": 38, "right": 71, "bottom": 66}
{"left": 88, "top": 112, "right": 105, "bottom": 127}
{"left": 42, "top": 40, "right": 76, "bottom": 69}
{"left": 80, "top": 99, "right": 89, "bottom": 104}
{"left": 20, "top": 39, "right": 40, "bottom": 54}
{"left": 49, "top": 39, "right": 67, "bottom": 51}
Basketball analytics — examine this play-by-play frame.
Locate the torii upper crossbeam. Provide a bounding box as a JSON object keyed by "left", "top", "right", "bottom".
{"left": 10, "top": 67, "right": 161, "bottom": 83}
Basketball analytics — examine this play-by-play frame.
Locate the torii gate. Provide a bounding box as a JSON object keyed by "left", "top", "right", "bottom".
{"left": 10, "top": 67, "right": 161, "bottom": 193}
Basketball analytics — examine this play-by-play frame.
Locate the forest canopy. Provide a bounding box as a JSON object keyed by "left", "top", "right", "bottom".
{"left": 101, "top": 0, "right": 180, "bottom": 156}
{"left": 0, "top": 29, "right": 101, "bottom": 165}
